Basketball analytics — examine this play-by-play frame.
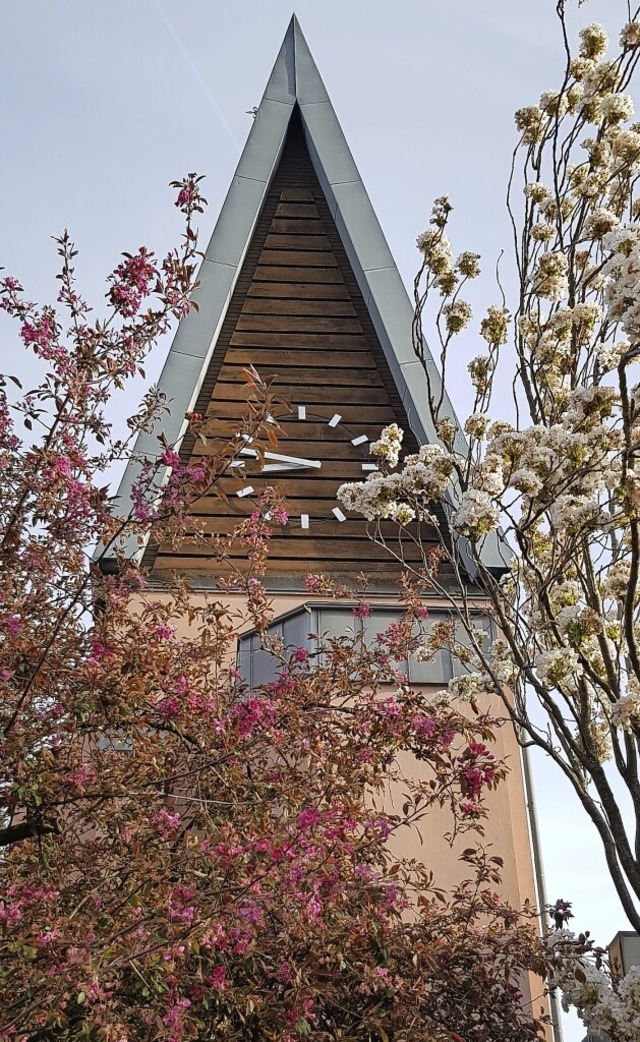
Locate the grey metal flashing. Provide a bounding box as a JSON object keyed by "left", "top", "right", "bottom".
{"left": 100, "top": 14, "right": 505, "bottom": 574}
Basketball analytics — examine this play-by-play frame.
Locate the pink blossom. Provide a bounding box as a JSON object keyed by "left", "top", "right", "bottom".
{"left": 352, "top": 602, "right": 370, "bottom": 619}
{"left": 366, "top": 817, "right": 391, "bottom": 841}
{"left": 5, "top": 615, "right": 23, "bottom": 637}
{"left": 157, "top": 696, "right": 180, "bottom": 719}
{"left": 150, "top": 809, "right": 182, "bottom": 839}
{"left": 412, "top": 713, "right": 437, "bottom": 739}
{"left": 239, "top": 900, "right": 263, "bottom": 925}
{"left": 162, "top": 997, "right": 191, "bottom": 1027}
{"left": 297, "top": 807, "right": 321, "bottom": 831}
{"left": 160, "top": 448, "right": 182, "bottom": 468}
{"left": 0, "top": 901, "right": 21, "bottom": 925}
{"left": 36, "top": 929, "right": 60, "bottom": 948}
{"left": 207, "top": 966, "right": 226, "bottom": 990}
{"left": 271, "top": 506, "right": 288, "bottom": 525}
{"left": 65, "top": 764, "right": 97, "bottom": 791}
{"left": 292, "top": 646, "right": 309, "bottom": 663}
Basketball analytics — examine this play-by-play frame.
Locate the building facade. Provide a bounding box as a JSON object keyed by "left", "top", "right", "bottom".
{"left": 105, "top": 16, "right": 553, "bottom": 1031}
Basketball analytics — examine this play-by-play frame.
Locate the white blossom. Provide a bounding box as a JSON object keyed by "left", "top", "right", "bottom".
{"left": 584, "top": 207, "right": 619, "bottom": 238}
{"left": 621, "top": 21, "right": 640, "bottom": 50}
{"left": 579, "top": 22, "right": 608, "bottom": 60}
{"left": 532, "top": 250, "right": 569, "bottom": 301}
{"left": 452, "top": 489, "right": 499, "bottom": 538}
{"left": 535, "top": 648, "right": 580, "bottom": 686}
{"left": 600, "top": 92, "right": 635, "bottom": 124}
{"left": 444, "top": 299, "right": 472, "bottom": 333}
{"left": 369, "top": 423, "right": 403, "bottom": 469}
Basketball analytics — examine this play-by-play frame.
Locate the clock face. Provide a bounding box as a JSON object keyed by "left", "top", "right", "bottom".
{"left": 228, "top": 404, "right": 382, "bottom": 531}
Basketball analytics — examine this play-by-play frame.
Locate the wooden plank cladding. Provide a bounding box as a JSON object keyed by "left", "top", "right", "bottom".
{"left": 146, "top": 110, "right": 431, "bottom": 584}
{"left": 241, "top": 299, "right": 357, "bottom": 316}
{"left": 246, "top": 283, "right": 350, "bottom": 299}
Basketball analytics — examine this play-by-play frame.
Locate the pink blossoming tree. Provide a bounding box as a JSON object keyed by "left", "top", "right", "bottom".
{"left": 0, "top": 180, "right": 548, "bottom": 1041}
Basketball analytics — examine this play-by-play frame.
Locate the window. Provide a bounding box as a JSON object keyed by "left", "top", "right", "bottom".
{"left": 237, "top": 603, "right": 491, "bottom": 689}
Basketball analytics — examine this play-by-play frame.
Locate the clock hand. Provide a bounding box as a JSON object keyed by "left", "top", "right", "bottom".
{"left": 239, "top": 448, "right": 322, "bottom": 471}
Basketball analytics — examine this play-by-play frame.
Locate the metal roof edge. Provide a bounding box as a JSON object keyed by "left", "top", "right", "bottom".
{"left": 293, "top": 24, "right": 507, "bottom": 575}
{"left": 95, "top": 21, "right": 298, "bottom": 564}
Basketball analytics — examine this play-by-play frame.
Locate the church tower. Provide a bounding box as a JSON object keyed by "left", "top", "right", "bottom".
{"left": 105, "top": 15, "right": 547, "bottom": 995}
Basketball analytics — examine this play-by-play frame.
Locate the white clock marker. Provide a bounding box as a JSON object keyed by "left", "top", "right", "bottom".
{"left": 332, "top": 507, "right": 346, "bottom": 522}
{"left": 297, "top": 405, "right": 306, "bottom": 420}
{"left": 328, "top": 413, "right": 342, "bottom": 428}
{"left": 240, "top": 447, "right": 258, "bottom": 458}
{"left": 362, "top": 463, "right": 378, "bottom": 471}
{"left": 237, "top": 485, "right": 254, "bottom": 498}
{"left": 351, "top": 435, "right": 369, "bottom": 446}
{"left": 241, "top": 434, "right": 254, "bottom": 443}
{"left": 301, "top": 514, "right": 309, "bottom": 530}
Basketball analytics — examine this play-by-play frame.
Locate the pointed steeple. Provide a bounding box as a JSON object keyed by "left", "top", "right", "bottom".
{"left": 105, "top": 17, "right": 505, "bottom": 581}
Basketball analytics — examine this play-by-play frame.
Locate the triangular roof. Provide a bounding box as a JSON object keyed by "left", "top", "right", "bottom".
{"left": 104, "top": 16, "right": 505, "bottom": 577}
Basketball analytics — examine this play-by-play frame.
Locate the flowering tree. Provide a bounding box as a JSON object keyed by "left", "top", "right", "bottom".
{"left": 338, "top": 2, "right": 640, "bottom": 1035}
{"left": 0, "top": 180, "right": 548, "bottom": 1040}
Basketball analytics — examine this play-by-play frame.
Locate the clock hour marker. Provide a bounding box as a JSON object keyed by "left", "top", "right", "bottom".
{"left": 240, "top": 447, "right": 258, "bottom": 458}
{"left": 297, "top": 405, "right": 306, "bottom": 420}
{"left": 301, "top": 514, "right": 309, "bottom": 530}
{"left": 241, "top": 434, "right": 254, "bottom": 443}
{"left": 230, "top": 460, "right": 246, "bottom": 468}
{"left": 328, "top": 413, "right": 342, "bottom": 428}
{"left": 237, "top": 485, "right": 254, "bottom": 498}
{"left": 332, "top": 507, "right": 346, "bottom": 522}
{"left": 362, "top": 463, "right": 378, "bottom": 471}
{"left": 351, "top": 435, "right": 369, "bottom": 446}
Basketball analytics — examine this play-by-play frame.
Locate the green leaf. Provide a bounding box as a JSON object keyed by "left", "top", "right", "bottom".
{"left": 77, "top": 992, "right": 85, "bottom": 1005}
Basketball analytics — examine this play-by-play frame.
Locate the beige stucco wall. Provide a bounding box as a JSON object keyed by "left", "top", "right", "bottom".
{"left": 134, "top": 586, "right": 548, "bottom": 1022}
{"left": 137, "top": 588, "right": 539, "bottom": 904}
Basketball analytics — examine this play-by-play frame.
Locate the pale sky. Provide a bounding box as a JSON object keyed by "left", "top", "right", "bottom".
{"left": 0, "top": 3, "right": 634, "bottom": 1039}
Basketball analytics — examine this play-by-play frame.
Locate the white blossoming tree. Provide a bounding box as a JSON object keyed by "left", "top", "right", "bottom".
{"left": 338, "top": 5, "right": 640, "bottom": 1038}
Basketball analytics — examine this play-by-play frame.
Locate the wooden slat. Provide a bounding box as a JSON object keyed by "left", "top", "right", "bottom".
{"left": 236, "top": 315, "right": 362, "bottom": 333}
{"left": 223, "top": 350, "right": 376, "bottom": 369}
{"left": 214, "top": 478, "right": 375, "bottom": 498}
{"left": 211, "top": 383, "right": 390, "bottom": 404}
{"left": 200, "top": 422, "right": 381, "bottom": 442}
{"left": 218, "top": 366, "right": 383, "bottom": 387}
{"left": 152, "top": 557, "right": 405, "bottom": 575}
{"left": 259, "top": 250, "right": 338, "bottom": 268}
{"left": 253, "top": 266, "right": 344, "bottom": 283}
{"left": 205, "top": 402, "right": 396, "bottom": 425}
{"left": 275, "top": 203, "right": 320, "bottom": 218}
{"left": 280, "top": 188, "right": 314, "bottom": 202}
{"left": 264, "top": 234, "right": 331, "bottom": 251}
{"left": 156, "top": 539, "right": 424, "bottom": 561}
{"left": 190, "top": 518, "right": 416, "bottom": 538}
{"left": 241, "top": 299, "right": 357, "bottom": 317}
{"left": 270, "top": 219, "right": 325, "bottom": 235}
{"left": 189, "top": 455, "right": 382, "bottom": 481}
{"left": 229, "top": 332, "right": 368, "bottom": 348}
{"left": 189, "top": 493, "right": 394, "bottom": 514}
{"left": 247, "top": 282, "right": 350, "bottom": 300}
